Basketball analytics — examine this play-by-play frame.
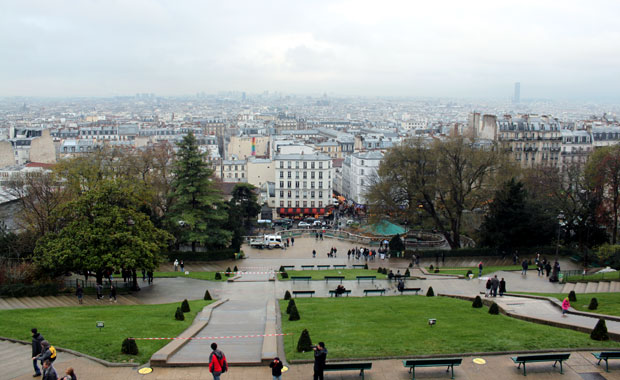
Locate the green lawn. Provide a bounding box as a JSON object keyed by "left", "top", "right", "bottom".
{"left": 0, "top": 300, "right": 212, "bottom": 364}
{"left": 153, "top": 271, "right": 228, "bottom": 281}
{"left": 279, "top": 297, "right": 620, "bottom": 360}
{"left": 279, "top": 269, "right": 388, "bottom": 281}
{"left": 426, "top": 265, "right": 522, "bottom": 278}
{"left": 517, "top": 292, "right": 620, "bottom": 317}
{"left": 565, "top": 272, "right": 620, "bottom": 283}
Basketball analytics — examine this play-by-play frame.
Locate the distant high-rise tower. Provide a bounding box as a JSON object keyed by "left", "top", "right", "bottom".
{"left": 513, "top": 82, "right": 520, "bottom": 104}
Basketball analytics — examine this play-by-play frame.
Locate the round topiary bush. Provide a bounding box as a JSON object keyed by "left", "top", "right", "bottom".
{"left": 225, "top": 267, "right": 232, "bottom": 277}
{"left": 426, "top": 287, "right": 435, "bottom": 297}
{"left": 286, "top": 298, "right": 296, "bottom": 314}
{"left": 215, "top": 272, "right": 222, "bottom": 280}
{"left": 181, "top": 299, "right": 190, "bottom": 313}
{"left": 297, "top": 329, "right": 312, "bottom": 352}
{"left": 175, "top": 307, "right": 185, "bottom": 321}
{"left": 590, "top": 318, "right": 609, "bottom": 341}
{"left": 204, "top": 290, "right": 212, "bottom": 300}
{"left": 289, "top": 303, "right": 300, "bottom": 321}
{"left": 121, "top": 338, "right": 138, "bottom": 355}
{"left": 284, "top": 290, "right": 291, "bottom": 300}
{"left": 489, "top": 302, "right": 499, "bottom": 315}
{"left": 568, "top": 290, "right": 577, "bottom": 302}
{"left": 472, "top": 295, "right": 483, "bottom": 308}
{"left": 588, "top": 297, "right": 598, "bottom": 310}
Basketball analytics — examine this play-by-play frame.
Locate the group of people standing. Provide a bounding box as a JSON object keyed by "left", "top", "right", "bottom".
{"left": 31, "top": 328, "right": 77, "bottom": 380}
{"left": 485, "top": 275, "right": 507, "bottom": 297}
{"left": 346, "top": 247, "right": 376, "bottom": 261}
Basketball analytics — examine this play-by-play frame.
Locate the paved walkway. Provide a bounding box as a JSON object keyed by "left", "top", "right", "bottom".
{"left": 6, "top": 347, "right": 619, "bottom": 380}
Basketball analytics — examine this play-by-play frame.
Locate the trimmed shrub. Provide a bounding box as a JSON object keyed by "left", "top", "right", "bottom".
{"left": 472, "top": 295, "right": 483, "bottom": 308}
{"left": 590, "top": 318, "right": 609, "bottom": 341}
{"left": 225, "top": 267, "right": 232, "bottom": 277}
{"left": 297, "top": 329, "right": 312, "bottom": 352}
{"left": 588, "top": 297, "right": 598, "bottom": 311}
{"left": 233, "top": 266, "right": 238, "bottom": 273}
{"left": 175, "top": 307, "right": 185, "bottom": 321}
{"left": 434, "top": 269, "right": 440, "bottom": 273}
{"left": 181, "top": 299, "right": 190, "bottom": 313}
{"left": 405, "top": 269, "right": 410, "bottom": 277}
{"left": 289, "top": 303, "right": 300, "bottom": 321}
{"left": 377, "top": 267, "right": 383, "bottom": 273}
{"left": 364, "top": 263, "right": 368, "bottom": 269}
{"left": 204, "top": 290, "right": 212, "bottom": 300}
{"left": 489, "top": 302, "right": 499, "bottom": 315}
{"left": 429, "top": 264, "right": 434, "bottom": 270}
{"left": 408, "top": 262, "right": 413, "bottom": 268}
{"left": 426, "top": 287, "right": 435, "bottom": 297}
{"left": 279, "top": 266, "right": 285, "bottom": 272}
{"left": 121, "top": 338, "right": 138, "bottom": 355}
{"left": 284, "top": 290, "right": 291, "bottom": 300}
{"left": 0, "top": 283, "right": 60, "bottom": 297}
{"left": 281, "top": 271, "right": 289, "bottom": 279}
{"left": 568, "top": 290, "right": 577, "bottom": 302}
{"left": 215, "top": 272, "right": 222, "bottom": 280}
{"left": 286, "top": 298, "right": 296, "bottom": 314}
{"left": 466, "top": 270, "right": 473, "bottom": 278}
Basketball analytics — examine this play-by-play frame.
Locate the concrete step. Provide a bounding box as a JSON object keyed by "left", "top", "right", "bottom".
{"left": 116, "top": 295, "right": 139, "bottom": 305}
{"left": 561, "top": 283, "right": 575, "bottom": 293}
{"left": 609, "top": 281, "right": 620, "bottom": 292}
{"left": 585, "top": 282, "right": 599, "bottom": 294}
{"left": 32, "top": 296, "right": 58, "bottom": 308}
{"left": 4, "top": 297, "right": 28, "bottom": 309}
{"left": 597, "top": 282, "right": 611, "bottom": 293}
{"left": 0, "top": 341, "right": 32, "bottom": 379}
{"left": 573, "top": 282, "right": 587, "bottom": 293}
{"left": 0, "top": 297, "right": 13, "bottom": 309}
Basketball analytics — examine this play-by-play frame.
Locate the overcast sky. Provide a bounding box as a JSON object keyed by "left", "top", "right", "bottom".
{"left": 2, "top": 0, "right": 620, "bottom": 100}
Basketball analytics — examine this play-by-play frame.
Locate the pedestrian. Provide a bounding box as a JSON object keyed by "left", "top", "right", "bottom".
{"left": 397, "top": 279, "right": 405, "bottom": 292}
{"left": 60, "top": 367, "right": 77, "bottom": 380}
{"left": 312, "top": 249, "right": 316, "bottom": 258}
{"left": 499, "top": 278, "right": 506, "bottom": 297}
{"left": 347, "top": 249, "right": 351, "bottom": 260}
{"left": 315, "top": 232, "right": 319, "bottom": 240}
{"left": 545, "top": 262, "right": 552, "bottom": 277}
{"left": 142, "top": 269, "right": 146, "bottom": 282}
{"left": 269, "top": 357, "right": 284, "bottom": 380}
{"left": 485, "top": 278, "right": 491, "bottom": 297}
{"left": 313, "top": 342, "right": 328, "bottom": 380}
{"left": 521, "top": 259, "right": 528, "bottom": 275}
{"left": 180, "top": 260, "right": 184, "bottom": 272}
{"left": 34, "top": 340, "right": 57, "bottom": 365}
{"left": 75, "top": 284, "right": 83, "bottom": 305}
{"left": 537, "top": 262, "right": 543, "bottom": 276}
{"left": 208, "top": 342, "right": 228, "bottom": 380}
{"left": 174, "top": 259, "right": 179, "bottom": 272}
{"left": 96, "top": 282, "right": 103, "bottom": 300}
{"left": 291, "top": 237, "right": 294, "bottom": 246}
{"left": 286, "top": 238, "right": 290, "bottom": 247}
{"left": 411, "top": 254, "right": 417, "bottom": 268}
{"left": 147, "top": 271, "right": 154, "bottom": 284}
{"left": 478, "top": 261, "right": 483, "bottom": 277}
{"left": 31, "top": 328, "right": 44, "bottom": 377}
{"left": 319, "top": 232, "right": 323, "bottom": 240}
{"left": 561, "top": 297, "right": 570, "bottom": 317}
{"left": 491, "top": 275, "right": 499, "bottom": 297}
{"left": 42, "top": 360, "right": 57, "bottom": 380}
{"left": 109, "top": 284, "right": 117, "bottom": 302}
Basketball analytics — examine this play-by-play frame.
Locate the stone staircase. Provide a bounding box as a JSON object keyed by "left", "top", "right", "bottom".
{"left": 0, "top": 294, "right": 142, "bottom": 310}
{"left": 561, "top": 281, "right": 620, "bottom": 293}
{"left": 0, "top": 339, "right": 81, "bottom": 379}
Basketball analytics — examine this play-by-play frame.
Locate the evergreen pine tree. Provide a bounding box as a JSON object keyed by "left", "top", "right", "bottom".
{"left": 121, "top": 338, "right": 139, "bottom": 355}
{"left": 284, "top": 290, "right": 291, "bottom": 300}
{"left": 405, "top": 268, "right": 411, "bottom": 277}
{"left": 175, "top": 307, "right": 185, "bottom": 321}
{"left": 426, "top": 286, "right": 435, "bottom": 297}
{"left": 588, "top": 297, "right": 598, "bottom": 310}
{"left": 233, "top": 265, "right": 238, "bottom": 273}
{"left": 590, "top": 318, "right": 609, "bottom": 341}
{"left": 181, "top": 299, "right": 190, "bottom": 312}
{"left": 472, "top": 295, "right": 483, "bottom": 308}
{"left": 225, "top": 267, "right": 232, "bottom": 277}
{"left": 166, "top": 132, "right": 232, "bottom": 252}
{"left": 214, "top": 272, "right": 222, "bottom": 280}
{"left": 489, "top": 302, "right": 500, "bottom": 315}
{"left": 286, "top": 298, "right": 296, "bottom": 314}
{"left": 204, "top": 289, "right": 212, "bottom": 300}
{"left": 289, "top": 303, "right": 301, "bottom": 321}
{"left": 568, "top": 290, "right": 577, "bottom": 302}
{"left": 297, "top": 329, "right": 312, "bottom": 352}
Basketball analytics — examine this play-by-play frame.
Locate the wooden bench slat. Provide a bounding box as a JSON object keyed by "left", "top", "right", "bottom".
{"left": 511, "top": 353, "right": 570, "bottom": 376}
{"left": 592, "top": 352, "right": 620, "bottom": 372}
{"left": 402, "top": 358, "right": 462, "bottom": 380}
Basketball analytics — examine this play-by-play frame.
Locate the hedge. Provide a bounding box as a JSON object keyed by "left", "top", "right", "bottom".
{"left": 167, "top": 248, "right": 237, "bottom": 262}
{"left": 0, "top": 283, "right": 61, "bottom": 297}
{"left": 404, "top": 246, "right": 580, "bottom": 258}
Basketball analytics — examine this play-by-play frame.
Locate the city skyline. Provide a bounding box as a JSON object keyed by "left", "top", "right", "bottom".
{"left": 2, "top": 0, "right": 620, "bottom": 101}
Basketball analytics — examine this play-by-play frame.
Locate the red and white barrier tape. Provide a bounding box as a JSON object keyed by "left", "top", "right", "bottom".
{"left": 221, "top": 271, "right": 283, "bottom": 274}
{"left": 129, "top": 333, "right": 292, "bottom": 340}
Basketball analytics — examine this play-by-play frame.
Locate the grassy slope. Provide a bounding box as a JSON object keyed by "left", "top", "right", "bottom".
{"left": 518, "top": 292, "right": 620, "bottom": 317}
{"left": 426, "top": 266, "right": 523, "bottom": 277}
{"left": 565, "top": 272, "right": 620, "bottom": 282}
{"left": 153, "top": 271, "right": 228, "bottom": 281}
{"left": 0, "top": 300, "right": 212, "bottom": 364}
{"left": 279, "top": 269, "right": 388, "bottom": 281}
{"left": 279, "top": 297, "right": 620, "bottom": 360}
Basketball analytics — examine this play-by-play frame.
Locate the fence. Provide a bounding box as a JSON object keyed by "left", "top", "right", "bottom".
{"left": 63, "top": 278, "right": 132, "bottom": 289}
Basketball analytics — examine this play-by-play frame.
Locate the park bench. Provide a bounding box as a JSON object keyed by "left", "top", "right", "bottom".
{"left": 282, "top": 265, "right": 295, "bottom": 270}
{"left": 317, "top": 265, "right": 331, "bottom": 270}
{"left": 511, "top": 353, "right": 570, "bottom": 376}
{"left": 324, "top": 276, "right": 345, "bottom": 283}
{"left": 403, "top": 358, "right": 463, "bottom": 380}
{"left": 352, "top": 264, "right": 367, "bottom": 269}
{"left": 363, "top": 289, "right": 385, "bottom": 296}
{"left": 394, "top": 274, "right": 410, "bottom": 280}
{"left": 357, "top": 275, "right": 376, "bottom": 283}
{"left": 329, "top": 289, "right": 351, "bottom": 297}
{"left": 333, "top": 265, "right": 346, "bottom": 269}
{"left": 324, "top": 362, "right": 372, "bottom": 380}
{"left": 291, "top": 276, "right": 312, "bottom": 283}
{"left": 592, "top": 351, "right": 620, "bottom": 372}
{"left": 399, "top": 288, "right": 422, "bottom": 295}
{"left": 301, "top": 265, "right": 315, "bottom": 270}
{"left": 292, "top": 290, "right": 315, "bottom": 298}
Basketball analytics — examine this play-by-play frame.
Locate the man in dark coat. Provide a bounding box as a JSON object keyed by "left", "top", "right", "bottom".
{"left": 313, "top": 342, "right": 328, "bottom": 380}
{"left": 491, "top": 275, "right": 499, "bottom": 297}
{"left": 31, "top": 328, "right": 44, "bottom": 377}
{"left": 42, "top": 360, "right": 57, "bottom": 380}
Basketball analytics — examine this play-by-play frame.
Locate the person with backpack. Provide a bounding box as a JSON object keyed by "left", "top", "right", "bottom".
{"left": 208, "top": 342, "right": 228, "bottom": 379}
{"left": 34, "top": 340, "right": 57, "bottom": 365}
{"left": 31, "top": 328, "right": 45, "bottom": 377}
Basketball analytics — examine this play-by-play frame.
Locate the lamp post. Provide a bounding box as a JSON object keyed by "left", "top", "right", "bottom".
{"left": 551, "top": 212, "right": 564, "bottom": 282}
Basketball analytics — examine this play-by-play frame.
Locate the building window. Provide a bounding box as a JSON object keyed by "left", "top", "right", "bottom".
{"left": 295, "top": 201, "right": 300, "bottom": 207}
{"left": 319, "top": 201, "right": 323, "bottom": 207}
{"left": 295, "top": 161, "right": 299, "bottom": 168}
{"left": 311, "top": 191, "right": 315, "bottom": 198}
{"left": 280, "top": 191, "right": 284, "bottom": 197}
{"left": 280, "top": 201, "right": 284, "bottom": 207}
{"left": 303, "top": 172, "right": 307, "bottom": 179}
{"left": 319, "top": 162, "right": 323, "bottom": 168}
{"left": 311, "top": 172, "right": 315, "bottom": 179}
{"left": 311, "top": 201, "right": 315, "bottom": 207}
{"left": 311, "top": 162, "right": 315, "bottom": 169}
{"left": 279, "top": 181, "right": 284, "bottom": 188}
{"left": 360, "top": 179, "right": 364, "bottom": 186}
{"left": 311, "top": 182, "right": 315, "bottom": 189}
{"left": 287, "top": 181, "right": 291, "bottom": 188}
{"left": 295, "top": 181, "right": 299, "bottom": 188}
{"left": 303, "top": 192, "right": 307, "bottom": 198}
{"left": 319, "top": 191, "right": 323, "bottom": 198}
{"left": 280, "top": 171, "right": 283, "bottom": 178}
{"left": 296, "top": 191, "right": 300, "bottom": 198}
{"left": 287, "top": 191, "right": 292, "bottom": 198}
{"left": 303, "top": 162, "right": 307, "bottom": 169}
{"left": 296, "top": 171, "right": 300, "bottom": 179}
{"left": 288, "top": 161, "right": 292, "bottom": 168}
{"left": 280, "top": 161, "right": 284, "bottom": 168}
{"left": 319, "top": 172, "right": 322, "bottom": 179}
{"left": 287, "top": 171, "right": 291, "bottom": 178}
{"left": 288, "top": 201, "right": 292, "bottom": 207}
{"left": 318, "top": 181, "right": 322, "bottom": 188}
{"left": 303, "top": 201, "right": 307, "bottom": 207}
{"left": 360, "top": 169, "right": 364, "bottom": 175}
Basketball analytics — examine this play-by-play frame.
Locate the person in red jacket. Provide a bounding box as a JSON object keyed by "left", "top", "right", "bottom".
{"left": 208, "top": 342, "right": 228, "bottom": 379}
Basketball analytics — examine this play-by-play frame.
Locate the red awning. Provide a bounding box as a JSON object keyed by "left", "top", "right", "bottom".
{"left": 304, "top": 208, "right": 310, "bottom": 214}
{"left": 279, "top": 208, "right": 286, "bottom": 214}
{"left": 312, "top": 208, "right": 317, "bottom": 214}
{"left": 287, "top": 208, "right": 294, "bottom": 214}
{"left": 319, "top": 208, "right": 325, "bottom": 215}
{"left": 295, "top": 208, "right": 301, "bottom": 214}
